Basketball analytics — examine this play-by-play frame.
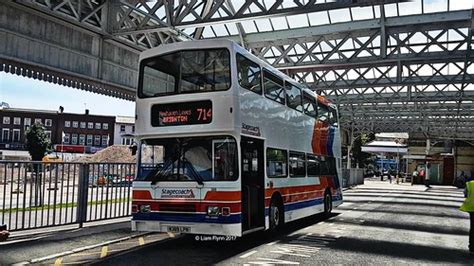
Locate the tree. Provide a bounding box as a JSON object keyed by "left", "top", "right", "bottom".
{"left": 25, "top": 123, "right": 51, "bottom": 206}
{"left": 351, "top": 133, "right": 375, "bottom": 168}
{"left": 25, "top": 123, "right": 51, "bottom": 161}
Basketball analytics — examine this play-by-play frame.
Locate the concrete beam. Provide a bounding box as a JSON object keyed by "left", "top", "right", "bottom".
{"left": 0, "top": 3, "right": 139, "bottom": 100}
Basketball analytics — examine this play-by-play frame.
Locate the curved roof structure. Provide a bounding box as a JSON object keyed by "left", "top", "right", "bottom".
{"left": 2, "top": 0, "right": 474, "bottom": 139}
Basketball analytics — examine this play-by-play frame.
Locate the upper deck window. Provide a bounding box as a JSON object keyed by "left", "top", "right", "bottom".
{"left": 303, "top": 92, "right": 317, "bottom": 118}
{"left": 329, "top": 107, "right": 338, "bottom": 127}
{"left": 237, "top": 54, "right": 262, "bottom": 94}
{"left": 286, "top": 83, "right": 303, "bottom": 112}
{"left": 263, "top": 70, "right": 285, "bottom": 104}
{"left": 138, "top": 49, "right": 231, "bottom": 98}
{"left": 318, "top": 104, "right": 330, "bottom": 123}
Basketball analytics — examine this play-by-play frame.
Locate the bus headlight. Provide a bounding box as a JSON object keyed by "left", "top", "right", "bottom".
{"left": 140, "top": 205, "right": 150, "bottom": 213}
{"left": 207, "top": 206, "right": 220, "bottom": 216}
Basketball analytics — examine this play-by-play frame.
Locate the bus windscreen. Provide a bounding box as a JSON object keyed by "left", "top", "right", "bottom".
{"left": 139, "top": 49, "right": 231, "bottom": 98}
{"left": 137, "top": 136, "right": 238, "bottom": 182}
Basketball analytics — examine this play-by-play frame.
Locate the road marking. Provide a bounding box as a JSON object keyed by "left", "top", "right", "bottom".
{"left": 288, "top": 231, "right": 301, "bottom": 236}
{"left": 266, "top": 241, "right": 279, "bottom": 246}
{"left": 270, "top": 250, "right": 310, "bottom": 257}
{"left": 29, "top": 233, "right": 150, "bottom": 264}
{"left": 139, "top": 237, "right": 145, "bottom": 246}
{"left": 248, "top": 257, "right": 300, "bottom": 265}
{"left": 100, "top": 246, "right": 108, "bottom": 258}
{"left": 240, "top": 250, "right": 258, "bottom": 258}
{"left": 54, "top": 258, "right": 62, "bottom": 266}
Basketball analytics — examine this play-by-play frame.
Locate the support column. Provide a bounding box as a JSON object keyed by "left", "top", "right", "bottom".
{"left": 347, "top": 125, "right": 354, "bottom": 170}
{"left": 425, "top": 139, "right": 431, "bottom": 187}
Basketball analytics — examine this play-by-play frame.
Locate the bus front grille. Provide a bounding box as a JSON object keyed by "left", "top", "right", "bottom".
{"left": 159, "top": 204, "right": 197, "bottom": 213}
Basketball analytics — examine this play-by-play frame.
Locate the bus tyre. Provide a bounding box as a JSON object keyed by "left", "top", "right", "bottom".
{"left": 269, "top": 199, "right": 283, "bottom": 231}
{"left": 324, "top": 190, "right": 332, "bottom": 216}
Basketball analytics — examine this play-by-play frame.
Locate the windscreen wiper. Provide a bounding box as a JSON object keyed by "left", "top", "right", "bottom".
{"left": 182, "top": 157, "right": 204, "bottom": 186}
{"left": 149, "top": 160, "right": 173, "bottom": 184}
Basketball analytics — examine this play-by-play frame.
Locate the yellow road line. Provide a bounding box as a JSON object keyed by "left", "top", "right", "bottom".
{"left": 100, "top": 246, "right": 108, "bottom": 258}
{"left": 54, "top": 258, "right": 63, "bottom": 266}
{"left": 139, "top": 237, "right": 145, "bottom": 246}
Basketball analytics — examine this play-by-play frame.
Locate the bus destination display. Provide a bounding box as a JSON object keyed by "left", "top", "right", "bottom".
{"left": 151, "top": 100, "right": 212, "bottom": 127}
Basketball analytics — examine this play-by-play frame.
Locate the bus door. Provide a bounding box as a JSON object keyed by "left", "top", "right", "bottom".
{"left": 240, "top": 137, "right": 265, "bottom": 232}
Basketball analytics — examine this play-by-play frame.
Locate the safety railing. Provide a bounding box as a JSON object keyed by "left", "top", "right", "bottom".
{"left": 0, "top": 161, "right": 135, "bottom": 231}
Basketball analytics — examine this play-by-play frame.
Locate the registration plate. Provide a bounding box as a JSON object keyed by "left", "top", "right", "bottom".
{"left": 167, "top": 226, "right": 191, "bottom": 233}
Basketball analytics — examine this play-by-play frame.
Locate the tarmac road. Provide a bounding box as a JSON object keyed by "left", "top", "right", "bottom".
{"left": 1, "top": 180, "right": 472, "bottom": 265}
{"left": 96, "top": 180, "right": 474, "bottom": 265}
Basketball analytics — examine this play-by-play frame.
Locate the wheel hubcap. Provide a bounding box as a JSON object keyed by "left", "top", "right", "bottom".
{"left": 272, "top": 205, "right": 279, "bottom": 226}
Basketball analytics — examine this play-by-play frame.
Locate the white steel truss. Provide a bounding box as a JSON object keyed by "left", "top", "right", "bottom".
{"left": 4, "top": 0, "right": 474, "bottom": 139}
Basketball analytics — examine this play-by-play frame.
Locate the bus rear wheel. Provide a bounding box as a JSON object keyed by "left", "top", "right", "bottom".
{"left": 324, "top": 190, "right": 332, "bottom": 216}
{"left": 269, "top": 198, "right": 283, "bottom": 230}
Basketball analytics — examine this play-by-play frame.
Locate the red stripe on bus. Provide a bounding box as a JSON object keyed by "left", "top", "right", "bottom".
{"left": 133, "top": 190, "right": 152, "bottom": 200}
{"left": 264, "top": 177, "right": 334, "bottom": 207}
{"left": 311, "top": 121, "right": 322, "bottom": 155}
{"left": 204, "top": 191, "right": 241, "bottom": 201}
{"left": 320, "top": 124, "right": 329, "bottom": 155}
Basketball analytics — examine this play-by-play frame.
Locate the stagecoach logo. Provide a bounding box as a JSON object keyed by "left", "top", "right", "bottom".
{"left": 242, "top": 123, "right": 261, "bottom": 136}
{"left": 161, "top": 188, "right": 195, "bottom": 198}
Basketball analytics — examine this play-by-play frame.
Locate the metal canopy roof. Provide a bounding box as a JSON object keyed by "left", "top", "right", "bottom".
{"left": 12, "top": 0, "right": 474, "bottom": 140}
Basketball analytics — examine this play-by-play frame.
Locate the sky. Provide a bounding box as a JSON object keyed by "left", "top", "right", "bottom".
{"left": 0, "top": 72, "right": 135, "bottom": 117}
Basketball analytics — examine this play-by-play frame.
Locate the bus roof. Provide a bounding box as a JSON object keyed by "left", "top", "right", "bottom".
{"left": 139, "top": 39, "right": 334, "bottom": 108}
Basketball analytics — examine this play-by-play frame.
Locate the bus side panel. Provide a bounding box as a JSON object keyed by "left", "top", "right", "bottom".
{"left": 264, "top": 182, "right": 326, "bottom": 224}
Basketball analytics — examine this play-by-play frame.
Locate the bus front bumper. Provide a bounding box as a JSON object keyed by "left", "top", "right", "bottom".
{"left": 131, "top": 219, "right": 242, "bottom": 237}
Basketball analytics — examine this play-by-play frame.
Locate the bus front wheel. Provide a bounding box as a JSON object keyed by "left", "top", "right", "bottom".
{"left": 324, "top": 190, "right": 332, "bottom": 216}
{"left": 269, "top": 198, "right": 284, "bottom": 230}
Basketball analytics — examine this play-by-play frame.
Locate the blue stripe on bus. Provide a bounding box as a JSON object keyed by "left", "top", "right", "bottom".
{"left": 327, "top": 127, "right": 335, "bottom": 157}
{"left": 264, "top": 195, "right": 344, "bottom": 216}
{"left": 284, "top": 198, "right": 324, "bottom": 212}
{"left": 132, "top": 212, "right": 241, "bottom": 224}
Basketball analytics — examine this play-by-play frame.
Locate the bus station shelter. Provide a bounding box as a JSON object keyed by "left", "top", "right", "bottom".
{"left": 362, "top": 140, "right": 408, "bottom": 175}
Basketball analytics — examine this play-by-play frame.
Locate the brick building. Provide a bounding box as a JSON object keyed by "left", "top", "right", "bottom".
{"left": 0, "top": 106, "right": 115, "bottom": 151}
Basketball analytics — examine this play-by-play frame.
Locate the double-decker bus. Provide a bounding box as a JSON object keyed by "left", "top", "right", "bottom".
{"left": 131, "top": 40, "right": 342, "bottom": 236}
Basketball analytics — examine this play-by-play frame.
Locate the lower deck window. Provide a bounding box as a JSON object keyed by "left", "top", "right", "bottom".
{"left": 266, "top": 148, "right": 287, "bottom": 178}
{"left": 289, "top": 151, "right": 306, "bottom": 177}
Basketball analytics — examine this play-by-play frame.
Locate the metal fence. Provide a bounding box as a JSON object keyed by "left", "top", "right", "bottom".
{"left": 0, "top": 161, "right": 135, "bottom": 231}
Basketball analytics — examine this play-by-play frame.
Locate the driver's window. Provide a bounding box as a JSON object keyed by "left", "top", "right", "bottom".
{"left": 138, "top": 143, "right": 164, "bottom": 179}
{"left": 213, "top": 140, "right": 237, "bottom": 180}
{"left": 140, "top": 143, "right": 164, "bottom": 166}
